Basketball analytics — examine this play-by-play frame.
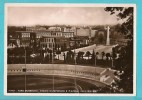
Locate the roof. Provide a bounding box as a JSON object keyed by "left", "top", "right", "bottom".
{"left": 16, "top": 30, "right": 62, "bottom": 33}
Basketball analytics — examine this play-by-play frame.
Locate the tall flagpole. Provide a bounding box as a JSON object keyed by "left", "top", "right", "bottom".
{"left": 24, "top": 47, "right": 27, "bottom": 92}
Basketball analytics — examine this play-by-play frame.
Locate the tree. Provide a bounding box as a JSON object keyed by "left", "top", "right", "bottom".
{"left": 66, "top": 50, "right": 74, "bottom": 63}
{"left": 56, "top": 50, "right": 61, "bottom": 60}
{"left": 96, "top": 52, "right": 99, "bottom": 59}
{"left": 80, "top": 51, "right": 84, "bottom": 59}
{"left": 78, "top": 51, "right": 84, "bottom": 59}
{"left": 101, "top": 52, "right": 105, "bottom": 60}
{"left": 63, "top": 53, "right": 66, "bottom": 63}
{"left": 104, "top": 7, "right": 133, "bottom": 39}
{"left": 105, "top": 7, "right": 133, "bottom": 93}
{"left": 77, "top": 51, "right": 84, "bottom": 64}
{"left": 56, "top": 45, "right": 61, "bottom": 60}
{"left": 85, "top": 51, "right": 91, "bottom": 60}
{"left": 62, "top": 43, "right": 67, "bottom": 51}
{"left": 106, "top": 53, "right": 111, "bottom": 60}
{"left": 91, "top": 50, "right": 95, "bottom": 60}
{"left": 90, "top": 50, "right": 95, "bottom": 65}
{"left": 112, "top": 47, "right": 117, "bottom": 59}
{"left": 48, "top": 50, "right": 52, "bottom": 61}
{"left": 98, "top": 34, "right": 105, "bottom": 44}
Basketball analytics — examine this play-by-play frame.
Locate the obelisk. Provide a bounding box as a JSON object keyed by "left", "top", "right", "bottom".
{"left": 106, "top": 26, "right": 110, "bottom": 45}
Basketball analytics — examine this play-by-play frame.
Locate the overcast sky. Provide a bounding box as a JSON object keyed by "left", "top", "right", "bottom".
{"left": 7, "top": 7, "right": 124, "bottom": 26}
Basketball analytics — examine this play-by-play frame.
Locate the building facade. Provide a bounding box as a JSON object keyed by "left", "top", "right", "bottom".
{"left": 40, "top": 36, "right": 55, "bottom": 50}
{"left": 16, "top": 31, "right": 36, "bottom": 48}
{"left": 15, "top": 26, "right": 75, "bottom": 49}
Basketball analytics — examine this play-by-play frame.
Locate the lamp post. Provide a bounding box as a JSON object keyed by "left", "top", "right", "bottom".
{"left": 94, "top": 47, "right": 97, "bottom": 80}
{"left": 23, "top": 47, "right": 27, "bottom": 92}
{"left": 52, "top": 42, "right": 54, "bottom": 90}
{"left": 93, "top": 45, "right": 97, "bottom": 80}
{"left": 94, "top": 50, "right": 96, "bottom": 67}
{"left": 74, "top": 41, "right": 79, "bottom": 92}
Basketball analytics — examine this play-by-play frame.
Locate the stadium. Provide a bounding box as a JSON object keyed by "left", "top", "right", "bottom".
{"left": 7, "top": 64, "right": 115, "bottom": 93}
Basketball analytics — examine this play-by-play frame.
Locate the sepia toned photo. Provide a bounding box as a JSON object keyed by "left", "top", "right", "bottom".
{"left": 5, "top": 4, "right": 136, "bottom": 96}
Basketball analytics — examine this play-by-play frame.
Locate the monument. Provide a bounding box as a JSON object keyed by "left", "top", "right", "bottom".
{"left": 106, "top": 26, "right": 110, "bottom": 45}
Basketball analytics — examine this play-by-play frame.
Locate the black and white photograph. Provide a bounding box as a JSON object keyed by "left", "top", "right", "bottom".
{"left": 5, "top": 4, "right": 136, "bottom": 95}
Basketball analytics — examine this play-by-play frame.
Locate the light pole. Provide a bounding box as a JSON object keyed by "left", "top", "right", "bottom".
{"left": 95, "top": 55, "right": 96, "bottom": 66}
{"left": 94, "top": 45, "right": 97, "bottom": 79}
{"left": 24, "top": 47, "right": 27, "bottom": 92}
{"left": 74, "top": 41, "right": 79, "bottom": 92}
{"left": 94, "top": 51, "right": 96, "bottom": 67}
{"left": 52, "top": 42, "right": 54, "bottom": 90}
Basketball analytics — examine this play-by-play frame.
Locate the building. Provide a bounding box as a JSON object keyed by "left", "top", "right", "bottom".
{"left": 62, "top": 26, "right": 75, "bottom": 38}
{"left": 76, "top": 27, "right": 90, "bottom": 36}
{"left": 63, "top": 26, "right": 74, "bottom": 32}
{"left": 16, "top": 31, "right": 36, "bottom": 48}
{"left": 55, "top": 37, "right": 70, "bottom": 50}
{"left": 12, "top": 26, "right": 76, "bottom": 50}
{"left": 69, "top": 37, "right": 82, "bottom": 48}
{"left": 69, "top": 36, "right": 90, "bottom": 48}
{"left": 8, "top": 33, "right": 21, "bottom": 49}
{"left": 90, "top": 29, "right": 97, "bottom": 37}
{"left": 8, "top": 38, "right": 17, "bottom": 49}
{"left": 62, "top": 32, "right": 74, "bottom": 38}
{"left": 77, "top": 36, "right": 90, "bottom": 46}
{"left": 48, "top": 26, "right": 62, "bottom": 31}
{"left": 40, "top": 36, "right": 55, "bottom": 50}
{"left": 32, "top": 26, "right": 74, "bottom": 38}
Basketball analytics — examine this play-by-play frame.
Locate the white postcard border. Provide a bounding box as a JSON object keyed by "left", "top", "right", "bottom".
{"left": 4, "top": 3, "right": 137, "bottom": 96}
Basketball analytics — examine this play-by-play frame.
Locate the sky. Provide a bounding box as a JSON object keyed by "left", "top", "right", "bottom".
{"left": 7, "top": 6, "right": 124, "bottom": 26}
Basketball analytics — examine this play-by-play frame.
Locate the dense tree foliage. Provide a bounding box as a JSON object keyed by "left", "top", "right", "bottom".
{"left": 105, "top": 7, "right": 134, "bottom": 93}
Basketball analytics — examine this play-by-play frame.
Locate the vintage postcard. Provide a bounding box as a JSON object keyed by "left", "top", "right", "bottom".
{"left": 4, "top": 3, "right": 136, "bottom": 96}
